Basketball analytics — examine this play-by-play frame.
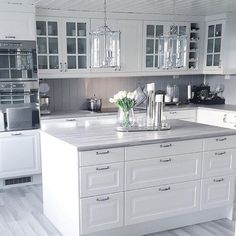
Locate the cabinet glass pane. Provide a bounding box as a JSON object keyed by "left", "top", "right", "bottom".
{"left": 208, "top": 25, "right": 214, "bottom": 37}
{"left": 37, "top": 38, "right": 47, "bottom": 54}
{"left": 66, "top": 22, "right": 76, "bottom": 36}
{"left": 38, "top": 56, "right": 48, "bottom": 69}
{"left": 215, "top": 24, "right": 222, "bottom": 37}
{"left": 155, "top": 55, "right": 158, "bottom": 67}
{"left": 49, "top": 56, "right": 59, "bottom": 69}
{"left": 156, "top": 25, "right": 163, "bottom": 36}
{"left": 170, "top": 25, "right": 178, "bottom": 35}
{"left": 0, "top": 55, "right": 9, "bottom": 68}
{"left": 147, "top": 25, "right": 154, "bottom": 38}
{"left": 0, "top": 70, "right": 9, "bottom": 79}
{"left": 78, "top": 38, "right": 86, "bottom": 54}
{"left": 207, "top": 39, "right": 214, "bottom": 53}
{"left": 155, "top": 40, "right": 159, "bottom": 54}
{"left": 67, "top": 38, "right": 76, "bottom": 54}
{"left": 10, "top": 56, "right": 16, "bottom": 68}
{"left": 146, "top": 39, "right": 154, "bottom": 54}
{"left": 11, "top": 70, "right": 22, "bottom": 79}
{"left": 146, "top": 56, "right": 153, "bottom": 67}
{"left": 213, "top": 54, "right": 220, "bottom": 66}
{"left": 36, "top": 21, "right": 46, "bottom": 36}
{"left": 49, "top": 38, "right": 58, "bottom": 54}
{"left": 179, "top": 26, "right": 186, "bottom": 35}
{"left": 67, "top": 56, "right": 76, "bottom": 69}
{"left": 206, "top": 54, "right": 213, "bottom": 66}
{"left": 78, "top": 23, "right": 86, "bottom": 36}
{"left": 214, "top": 38, "right": 221, "bottom": 53}
{"left": 48, "top": 22, "right": 58, "bottom": 36}
{"left": 78, "top": 56, "right": 87, "bottom": 68}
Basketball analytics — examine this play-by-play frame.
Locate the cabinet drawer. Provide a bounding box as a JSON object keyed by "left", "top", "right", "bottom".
{"left": 126, "top": 153, "right": 202, "bottom": 190}
{"left": 201, "top": 175, "right": 235, "bottom": 210}
{"left": 204, "top": 135, "right": 236, "bottom": 151}
{"left": 126, "top": 139, "right": 202, "bottom": 161}
{"left": 164, "top": 110, "right": 196, "bottom": 120}
{"left": 80, "top": 192, "right": 123, "bottom": 234}
{"left": 79, "top": 147, "right": 124, "bottom": 166}
{"left": 202, "top": 149, "right": 236, "bottom": 178}
{"left": 125, "top": 181, "right": 200, "bottom": 225}
{"left": 80, "top": 162, "right": 124, "bottom": 198}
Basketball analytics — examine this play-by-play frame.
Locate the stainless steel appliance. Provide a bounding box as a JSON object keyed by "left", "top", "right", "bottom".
{"left": 39, "top": 82, "right": 51, "bottom": 115}
{"left": 87, "top": 95, "right": 102, "bottom": 112}
{"left": 0, "top": 40, "right": 37, "bottom": 81}
{"left": 0, "top": 40, "right": 40, "bottom": 131}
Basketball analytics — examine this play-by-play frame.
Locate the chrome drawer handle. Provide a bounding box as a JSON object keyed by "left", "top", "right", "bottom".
{"left": 159, "top": 187, "right": 171, "bottom": 192}
{"left": 11, "top": 133, "right": 22, "bottom": 136}
{"left": 5, "top": 35, "right": 16, "bottom": 39}
{"left": 215, "top": 152, "right": 226, "bottom": 156}
{"left": 160, "top": 144, "right": 172, "bottom": 148}
{"left": 96, "top": 151, "right": 110, "bottom": 155}
{"left": 96, "top": 166, "right": 110, "bottom": 171}
{"left": 213, "top": 178, "right": 224, "bottom": 183}
{"left": 66, "top": 118, "right": 76, "bottom": 121}
{"left": 216, "top": 138, "right": 227, "bottom": 142}
{"left": 96, "top": 196, "right": 110, "bottom": 202}
{"left": 169, "top": 112, "right": 177, "bottom": 114}
{"left": 160, "top": 158, "right": 172, "bottom": 163}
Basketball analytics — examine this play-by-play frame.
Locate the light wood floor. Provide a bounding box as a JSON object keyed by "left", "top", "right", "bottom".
{"left": 0, "top": 184, "right": 234, "bottom": 236}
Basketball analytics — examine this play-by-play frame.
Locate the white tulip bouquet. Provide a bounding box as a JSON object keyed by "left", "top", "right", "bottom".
{"left": 109, "top": 90, "right": 138, "bottom": 128}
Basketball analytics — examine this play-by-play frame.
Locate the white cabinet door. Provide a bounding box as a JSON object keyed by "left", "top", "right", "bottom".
{"left": 202, "top": 149, "right": 236, "bottom": 178}
{"left": 201, "top": 175, "right": 235, "bottom": 210}
{"left": 80, "top": 162, "right": 124, "bottom": 197}
{"left": 125, "top": 181, "right": 200, "bottom": 225}
{"left": 0, "top": 11, "right": 35, "bottom": 41}
{"left": 0, "top": 130, "right": 41, "bottom": 178}
{"left": 126, "top": 153, "right": 202, "bottom": 190}
{"left": 80, "top": 192, "right": 123, "bottom": 234}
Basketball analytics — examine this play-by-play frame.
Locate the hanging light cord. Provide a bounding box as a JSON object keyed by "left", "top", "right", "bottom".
{"left": 104, "top": 0, "right": 107, "bottom": 27}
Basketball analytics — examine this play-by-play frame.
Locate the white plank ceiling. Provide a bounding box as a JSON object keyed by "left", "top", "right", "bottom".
{"left": 33, "top": 0, "right": 236, "bottom": 16}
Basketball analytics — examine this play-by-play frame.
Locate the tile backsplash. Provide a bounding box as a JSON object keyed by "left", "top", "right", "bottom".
{"left": 43, "top": 75, "right": 204, "bottom": 112}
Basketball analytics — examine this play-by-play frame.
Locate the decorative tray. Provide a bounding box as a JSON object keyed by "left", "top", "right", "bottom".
{"left": 116, "top": 123, "right": 171, "bottom": 132}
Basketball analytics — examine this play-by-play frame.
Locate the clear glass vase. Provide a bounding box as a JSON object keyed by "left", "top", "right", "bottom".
{"left": 117, "top": 108, "right": 135, "bottom": 128}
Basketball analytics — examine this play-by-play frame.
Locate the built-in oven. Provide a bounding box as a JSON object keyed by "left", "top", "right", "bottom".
{"left": 0, "top": 40, "right": 40, "bottom": 131}
{"left": 0, "top": 40, "right": 37, "bottom": 81}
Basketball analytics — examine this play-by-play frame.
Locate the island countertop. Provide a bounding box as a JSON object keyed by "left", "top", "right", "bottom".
{"left": 41, "top": 119, "right": 236, "bottom": 151}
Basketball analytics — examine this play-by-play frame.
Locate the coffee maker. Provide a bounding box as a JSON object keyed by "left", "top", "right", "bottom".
{"left": 190, "top": 84, "right": 225, "bottom": 105}
{"left": 39, "top": 82, "right": 51, "bottom": 115}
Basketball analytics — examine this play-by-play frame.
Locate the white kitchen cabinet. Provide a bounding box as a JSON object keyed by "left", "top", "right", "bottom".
{"left": 80, "top": 162, "right": 124, "bottom": 198}
{"left": 201, "top": 175, "right": 235, "bottom": 210}
{"left": 0, "top": 130, "right": 41, "bottom": 178}
{"left": 143, "top": 21, "right": 189, "bottom": 72}
{"left": 80, "top": 192, "right": 124, "bottom": 234}
{"left": 0, "top": 4, "right": 35, "bottom": 41}
{"left": 125, "top": 153, "right": 201, "bottom": 190}
{"left": 125, "top": 181, "right": 200, "bottom": 225}
{"left": 202, "top": 149, "right": 236, "bottom": 178}
{"left": 204, "top": 13, "right": 236, "bottom": 74}
{"left": 204, "top": 135, "right": 236, "bottom": 151}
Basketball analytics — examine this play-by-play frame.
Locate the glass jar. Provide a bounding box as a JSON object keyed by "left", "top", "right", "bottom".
{"left": 117, "top": 108, "right": 135, "bottom": 128}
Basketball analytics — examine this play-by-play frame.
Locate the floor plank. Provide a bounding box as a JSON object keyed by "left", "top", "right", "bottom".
{"left": 0, "top": 184, "right": 234, "bottom": 236}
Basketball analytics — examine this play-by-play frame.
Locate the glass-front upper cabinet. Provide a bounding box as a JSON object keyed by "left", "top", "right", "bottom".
{"left": 65, "top": 20, "right": 89, "bottom": 71}
{"left": 36, "top": 19, "right": 62, "bottom": 72}
{"left": 206, "top": 22, "right": 223, "bottom": 68}
{"left": 144, "top": 23, "right": 164, "bottom": 69}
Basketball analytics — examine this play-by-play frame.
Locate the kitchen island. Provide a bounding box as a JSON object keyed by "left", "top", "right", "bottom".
{"left": 41, "top": 119, "right": 236, "bottom": 236}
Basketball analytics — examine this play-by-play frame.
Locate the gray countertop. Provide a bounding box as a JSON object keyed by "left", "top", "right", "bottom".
{"left": 42, "top": 119, "right": 236, "bottom": 151}
{"left": 40, "top": 104, "right": 236, "bottom": 120}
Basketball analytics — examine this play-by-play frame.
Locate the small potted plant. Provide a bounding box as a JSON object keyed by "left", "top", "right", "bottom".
{"left": 109, "top": 90, "right": 137, "bottom": 128}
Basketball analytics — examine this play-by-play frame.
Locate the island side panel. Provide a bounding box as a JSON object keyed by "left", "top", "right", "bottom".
{"left": 40, "top": 131, "right": 80, "bottom": 236}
